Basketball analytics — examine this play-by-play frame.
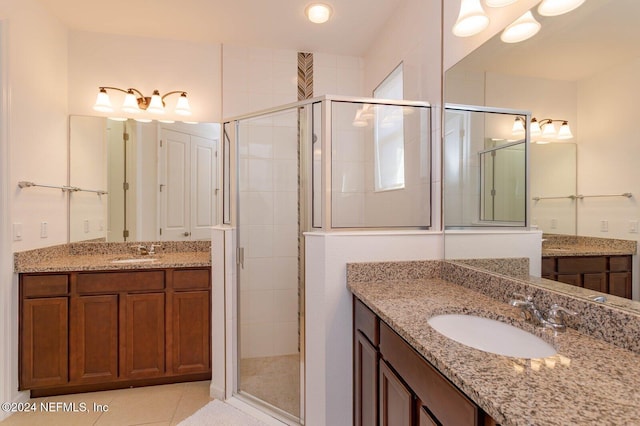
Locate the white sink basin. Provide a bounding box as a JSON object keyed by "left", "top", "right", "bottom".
{"left": 111, "top": 258, "right": 158, "bottom": 264}
{"left": 428, "top": 314, "right": 556, "bottom": 359}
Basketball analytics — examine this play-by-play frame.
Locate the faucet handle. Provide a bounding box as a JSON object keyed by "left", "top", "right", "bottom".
{"left": 512, "top": 292, "right": 533, "bottom": 302}
{"left": 546, "top": 304, "right": 577, "bottom": 325}
{"left": 136, "top": 245, "right": 149, "bottom": 255}
{"left": 149, "top": 244, "right": 162, "bottom": 255}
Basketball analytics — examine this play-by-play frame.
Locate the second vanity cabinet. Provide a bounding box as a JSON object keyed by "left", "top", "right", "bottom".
{"left": 20, "top": 267, "right": 211, "bottom": 396}
{"left": 542, "top": 255, "right": 632, "bottom": 299}
{"left": 354, "top": 298, "right": 498, "bottom": 426}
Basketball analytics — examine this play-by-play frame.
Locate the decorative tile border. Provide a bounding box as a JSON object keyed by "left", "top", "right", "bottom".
{"left": 297, "top": 52, "right": 313, "bottom": 100}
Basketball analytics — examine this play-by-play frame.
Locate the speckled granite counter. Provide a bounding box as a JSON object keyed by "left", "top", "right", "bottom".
{"left": 542, "top": 234, "right": 636, "bottom": 257}
{"left": 348, "top": 261, "right": 640, "bottom": 426}
{"left": 14, "top": 241, "right": 211, "bottom": 273}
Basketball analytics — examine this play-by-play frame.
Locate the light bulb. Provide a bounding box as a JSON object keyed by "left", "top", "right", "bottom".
{"left": 542, "top": 121, "right": 557, "bottom": 137}
{"left": 306, "top": 3, "right": 332, "bottom": 24}
{"left": 512, "top": 117, "right": 525, "bottom": 136}
{"left": 500, "top": 11, "right": 541, "bottom": 43}
{"left": 147, "top": 90, "right": 165, "bottom": 114}
{"left": 557, "top": 121, "right": 573, "bottom": 139}
{"left": 538, "top": 0, "right": 585, "bottom": 16}
{"left": 452, "top": 0, "right": 490, "bottom": 37}
{"left": 530, "top": 118, "right": 541, "bottom": 136}
{"left": 93, "top": 88, "right": 113, "bottom": 113}
{"left": 174, "top": 93, "right": 192, "bottom": 116}
{"left": 122, "top": 91, "right": 141, "bottom": 113}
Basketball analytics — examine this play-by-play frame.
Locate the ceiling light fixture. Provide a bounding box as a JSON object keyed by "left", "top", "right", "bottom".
{"left": 452, "top": 0, "right": 490, "bottom": 37}
{"left": 485, "top": 0, "right": 518, "bottom": 7}
{"left": 537, "top": 0, "right": 585, "bottom": 16}
{"left": 306, "top": 3, "right": 333, "bottom": 24}
{"left": 500, "top": 11, "right": 541, "bottom": 43}
{"left": 93, "top": 87, "right": 192, "bottom": 116}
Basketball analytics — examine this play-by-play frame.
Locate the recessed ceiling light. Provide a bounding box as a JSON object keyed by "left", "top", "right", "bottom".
{"left": 306, "top": 3, "right": 333, "bottom": 24}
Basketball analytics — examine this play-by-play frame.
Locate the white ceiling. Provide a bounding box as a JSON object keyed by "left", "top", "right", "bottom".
{"left": 451, "top": 0, "right": 640, "bottom": 82}
{"left": 35, "top": 0, "right": 404, "bottom": 56}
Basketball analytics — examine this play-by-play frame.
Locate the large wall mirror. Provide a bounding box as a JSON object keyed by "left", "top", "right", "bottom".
{"left": 69, "top": 116, "right": 220, "bottom": 242}
{"left": 443, "top": 0, "right": 640, "bottom": 309}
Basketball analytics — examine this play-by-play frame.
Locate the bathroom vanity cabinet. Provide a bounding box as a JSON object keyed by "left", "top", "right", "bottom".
{"left": 19, "top": 267, "right": 211, "bottom": 396}
{"left": 542, "top": 255, "right": 632, "bottom": 299}
{"left": 354, "top": 298, "right": 498, "bottom": 426}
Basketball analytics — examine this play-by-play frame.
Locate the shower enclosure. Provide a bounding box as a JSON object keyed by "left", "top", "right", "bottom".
{"left": 223, "top": 95, "right": 431, "bottom": 424}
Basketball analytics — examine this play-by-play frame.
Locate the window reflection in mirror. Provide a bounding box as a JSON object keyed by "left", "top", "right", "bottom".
{"left": 69, "top": 116, "right": 220, "bottom": 243}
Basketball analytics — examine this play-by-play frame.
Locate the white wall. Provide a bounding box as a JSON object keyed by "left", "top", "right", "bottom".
{"left": 68, "top": 31, "right": 222, "bottom": 123}
{"left": 577, "top": 57, "right": 640, "bottom": 239}
{"left": 304, "top": 231, "right": 443, "bottom": 426}
{"left": 0, "top": 0, "right": 69, "bottom": 419}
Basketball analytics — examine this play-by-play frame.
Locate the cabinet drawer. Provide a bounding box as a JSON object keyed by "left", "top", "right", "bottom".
{"left": 610, "top": 256, "right": 631, "bottom": 272}
{"left": 380, "top": 322, "right": 478, "bottom": 426}
{"left": 22, "top": 274, "right": 69, "bottom": 297}
{"left": 172, "top": 268, "right": 211, "bottom": 290}
{"left": 541, "top": 257, "right": 556, "bottom": 275}
{"left": 557, "top": 257, "right": 606, "bottom": 273}
{"left": 77, "top": 271, "right": 165, "bottom": 294}
{"left": 355, "top": 298, "right": 379, "bottom": 346}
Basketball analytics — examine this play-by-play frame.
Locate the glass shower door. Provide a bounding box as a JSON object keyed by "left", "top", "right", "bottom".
{"left": 235, "top": 106, "right": 302, "bottom": 422}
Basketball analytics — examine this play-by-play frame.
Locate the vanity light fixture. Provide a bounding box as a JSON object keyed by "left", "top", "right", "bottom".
{"left": 500, "top": 11, "right": 541, "bottom": 43}
{"left": 512, "top": 116, "right": 573, "bottom": 140}
{"left": 452, "top": 0, "right": 490, "bottom": 37}
{"left": 93, "top": 87, "right": 192, "bottom": 116}
{"left": 538, "top": 0, "right": 585, "bottom": 16}
{"left": 305, "top": 3, "right": 332, "bottom": 24}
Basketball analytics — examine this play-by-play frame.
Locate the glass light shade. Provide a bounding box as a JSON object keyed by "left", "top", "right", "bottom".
{"left": 306, "top": 3, "right": 332, "bottom": 24}
{"left": 512, "top": 117, "right": 525, "bottom": 135}
{"left": 500, "top": 11, "right": 541, "bottom": 43}
{"left": 93, "top": 89, "right": 113, "bottom": 113}
{"left": 107, "top": 117, "right": 127, "bottom": 122}
{"left": 557, "top": 121, "right": 573, "bottom": 139}
{"left": 452, "top": 0, "right": 489, "bottom": 37}
{"left": 485, "top": 0, "right": 518, "bottom": 7}
{"left": 174, "top": 93, "right": 192, "bottom": 116}
{"left": 542, "top": 121, "right": 557, "bottom": 137}
{"left": 158, "top": 119, "right": 175, "bottom": 124}
{"left": 134, "top": 118, "right": 152, "bottom": 123}
{"left": 538, "top": 0, "right": 585, "bottom": 16}
{"left": 147, "top": 91, "right": 165, "bottom": 114}
{"left": 530, "top": 118, "right": 541, "bottom": 135}
{"left": 122, "top": 92, "right": 141, "bottom": 113}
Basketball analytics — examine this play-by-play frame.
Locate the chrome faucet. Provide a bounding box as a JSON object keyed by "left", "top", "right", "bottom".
{"left": 135, "top": 244, "right": 162, "bottom": 256}
{"left": 509, "top": 294, "right": 577, "bottom": 332}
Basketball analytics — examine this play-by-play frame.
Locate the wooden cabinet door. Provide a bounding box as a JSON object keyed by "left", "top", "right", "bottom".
{"left": 609, "top": 272, "right": 632, "bottom": 299}
{"left": 380, "top": 360, "right": 414, "bottom": 426}
{"left": 21, "top": 297, "right": 68, "bottom": 389}
{"left": 418, "top": 406, "right": 438, "bottom": 426}
{"left": 556, "top": 273, "right": 581, "bottom": 287}
{"left": 172, "top": 291, "right": 210, "bottom": 374}
{"left": 583, "top": 273, "right": 607, "bottom": 293}
{"left": 355, "top": 331, "right": 378, "bottom": 426}
{"left": 70, "top": 295, "right": 118, "bottom": 383}
{"left": 124, "top": 293, "right": 165, "bottom": 378}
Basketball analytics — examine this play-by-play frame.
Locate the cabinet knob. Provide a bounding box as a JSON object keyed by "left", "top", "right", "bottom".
{"left": 183, "top": 232, "right": 191, "bottom": 237}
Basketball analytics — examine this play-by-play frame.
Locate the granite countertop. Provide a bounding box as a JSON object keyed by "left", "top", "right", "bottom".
{"left": 14, "top": 241, "right": 211, "bottom": 273}
{"left": 542, "top": 245, "right": 634, "bottom": 257}
{"left": 349, "top": 277, "right": 640, "bottom": 426}
{"left": 542, "top": 234, "right": 637, "bottom": 257}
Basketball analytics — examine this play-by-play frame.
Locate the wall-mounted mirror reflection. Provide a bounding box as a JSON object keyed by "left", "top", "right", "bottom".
{"left": 446, "top": 0, "right": 640, "bottom": 237}
{"left": 69, "top": 116, "right": 220, "bottom": 242}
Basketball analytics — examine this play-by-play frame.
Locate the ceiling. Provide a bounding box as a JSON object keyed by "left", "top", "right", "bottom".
{"left": 451, "top": 0, "right": 640, "bottom": 82}
{"left": 35, "top": 0, "right": 404, "bottom": 56}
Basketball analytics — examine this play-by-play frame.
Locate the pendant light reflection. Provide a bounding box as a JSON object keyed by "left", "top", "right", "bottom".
{"left": 512, "top": 116, "right": 573, "bottom": 142}
{"left": 538, "top": 0, "right": 585, "bottom": 16}
{"left": 501, "top": 11, "right": 541, "bottom": 43}
{"left": 485, "top": 0, "right": 518, "bottom": 7}
{"left": 452, "top": 0, "right": 489, "bottom": 37}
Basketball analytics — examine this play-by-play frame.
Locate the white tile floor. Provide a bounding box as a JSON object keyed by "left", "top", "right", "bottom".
{"left": 0, "top": 381, "right": 211, "bottom": 426}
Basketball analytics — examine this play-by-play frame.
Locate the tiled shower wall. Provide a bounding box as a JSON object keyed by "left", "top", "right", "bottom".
{"left": 223, "top": 44, "right": 364, "bottom": 358}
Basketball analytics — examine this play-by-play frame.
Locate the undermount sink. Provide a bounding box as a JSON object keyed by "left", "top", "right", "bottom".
{"left": 427, "top": 314, "right": 557, "bottom": 359}
{"left": 111, "top": 257, "right": 158, "bottom": 264}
